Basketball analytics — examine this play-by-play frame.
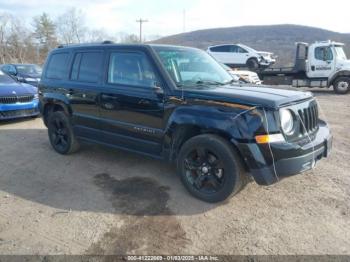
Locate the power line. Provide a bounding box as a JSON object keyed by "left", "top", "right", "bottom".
{"left": 136, "top": 18, "right": 148, "bottom": 43}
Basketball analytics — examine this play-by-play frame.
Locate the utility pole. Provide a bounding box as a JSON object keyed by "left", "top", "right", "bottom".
{"left": 183, "top": 9, "right": 186, "bottom": 32}
{"left": 136, "top": 18, "right": 148, "bottom": 43}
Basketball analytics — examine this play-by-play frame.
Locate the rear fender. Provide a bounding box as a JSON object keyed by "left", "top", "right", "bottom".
{"left": 40, "top": 93, "right": 72, "bottom": 124}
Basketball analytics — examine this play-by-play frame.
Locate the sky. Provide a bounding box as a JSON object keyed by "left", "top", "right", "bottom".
{"left": 0, "top": 0, "right": 349, "bottom": 39}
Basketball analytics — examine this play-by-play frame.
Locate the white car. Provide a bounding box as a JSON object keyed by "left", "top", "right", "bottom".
{"left": 207, "top": 43, "right": 276, "bottom": 69}
{"left": 221, "top": 63, "right": 262, "bottom": 85}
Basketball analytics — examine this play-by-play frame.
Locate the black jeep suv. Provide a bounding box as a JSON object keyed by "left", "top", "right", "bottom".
{"left": 39, "top": 43, "right": 332, "bottom": 202}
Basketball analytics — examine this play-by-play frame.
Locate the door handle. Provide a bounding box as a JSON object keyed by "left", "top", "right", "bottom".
{"left": 101, "top": 94, "right": 118, "bottom": 100}
{"left": 138, "top": 99, "right": 151, "bottom": 105}
{"left": 311, "top": 65, "right": 315, "bottom": 71}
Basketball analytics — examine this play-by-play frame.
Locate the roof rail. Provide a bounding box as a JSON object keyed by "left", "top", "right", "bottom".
{"left": 102, "top": 40, "right": 114, "bottom": 44}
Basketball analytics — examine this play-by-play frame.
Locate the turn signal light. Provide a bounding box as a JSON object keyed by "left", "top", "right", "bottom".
{"left": 255, "top": 134, "right": 285, "bottom": 144}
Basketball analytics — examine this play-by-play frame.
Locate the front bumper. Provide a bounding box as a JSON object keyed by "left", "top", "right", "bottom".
{"left": 259, "top": 58, "right": 276, "bottom": 67}
{"left": 0, "top": 99, "right": 39, "bottom": 120}
{"left": 235, "top": 122, "right": 332, "bottom": 185}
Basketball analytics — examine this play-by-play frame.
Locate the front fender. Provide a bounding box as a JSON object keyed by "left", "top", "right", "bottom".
{"left": 329, "top": 70, "right": 350, "bottom": 85}
{"left": 163, "top": 102, "right": 278, "bottom": 161}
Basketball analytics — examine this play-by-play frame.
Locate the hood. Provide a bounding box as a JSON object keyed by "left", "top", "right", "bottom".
{"left": 336, "top": 59, "right": 350, "bottom": 69}
{"left": 232, "top": 70, "right": 258, "bottom": 77}
{"left": 0, "top": 82, "right": 38, "bottom": 96}
{"left": 184, "top": 85, "right": 313, "bottom": 108}
{"left": 18, "top": 73, "right": 41, "bottom": 79}
{"left": 257, "top": 51, "right": 273, "bottom": 56}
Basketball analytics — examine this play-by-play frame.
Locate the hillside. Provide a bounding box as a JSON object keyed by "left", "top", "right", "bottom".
{"left": 153, "top": 24, "right": 350, "bottom": 66}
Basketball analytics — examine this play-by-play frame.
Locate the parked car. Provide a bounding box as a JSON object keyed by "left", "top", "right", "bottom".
{"left": 1, "top": 64, "right": 42, "bottom": 87}
{"left": 0, "top": 70, "right": 39, "bottom": 120}
{"left": 221, "top": 64, "right": 262, "bottom": 84}
{"left": 207, "top": 43, "right": 276, "bottom": 69}
{"left": 39, "top": 43, "right": 332, "bottom": 203}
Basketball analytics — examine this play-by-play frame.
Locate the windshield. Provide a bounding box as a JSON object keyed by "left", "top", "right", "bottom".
{"left": 335, "top": 46, "right": 347, "bottom": 60}
{"left": 15, "top": 64, "right": 42, "bottom": 75}
{"left": 0, "top": 70, "right": 16, "bottom": 84}
{"left": 153, "top": 46, "right": 232, "bottom": 88}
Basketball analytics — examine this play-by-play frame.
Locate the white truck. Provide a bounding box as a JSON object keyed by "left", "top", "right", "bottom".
{"left": 259, "top": 41, "right": 350, "bottom": 94}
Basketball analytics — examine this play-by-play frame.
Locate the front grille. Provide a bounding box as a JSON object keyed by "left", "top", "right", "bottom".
{"left": 0, "top": 95, "right": 34, "bottom": 104}
{"left": 0, "top": 108, "right": 38, "bottom": 118}
{"left": 297, "top": 102, "right": 319, "bottom": 134}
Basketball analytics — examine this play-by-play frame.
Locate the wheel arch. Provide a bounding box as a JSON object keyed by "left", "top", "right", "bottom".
{"left": 329, "top": 70, "right": 350, "bottom": 86}
{"left": 42, "top": 96, "right": 72, "bottom": 126}
{"left": 165, "top": 123, "right": 249, "bottom": 171}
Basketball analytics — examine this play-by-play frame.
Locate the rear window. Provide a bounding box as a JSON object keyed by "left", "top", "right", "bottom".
{"left": 46, "top": 52, "right": 69, "bottom": 80}
{"left": 71, "top": 52, "right": 104, "bottom": 83}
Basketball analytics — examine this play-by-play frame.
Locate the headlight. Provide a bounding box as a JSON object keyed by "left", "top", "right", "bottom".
{"left": 25, "top": 77, "right": 37, "bottom": 82}
{"left": 34, "top": 93, "right": 39, "bottom": 99}
{"left": 280, "top": 109, "right": 294, "bottom": 135}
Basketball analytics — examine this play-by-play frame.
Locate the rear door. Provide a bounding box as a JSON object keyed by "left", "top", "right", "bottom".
{"left": 98, "top": 48, "right": 165, "bottom": 156}
{"left": 67, "top": 50, "right": 105, "bottom": 138}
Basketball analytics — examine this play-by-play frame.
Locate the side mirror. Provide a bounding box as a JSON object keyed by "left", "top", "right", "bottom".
{"left": 152, "top": 82, "right": 164, "bottom": 95}
{"left": 8, "top": 71, "right": 17, "bottom": 76}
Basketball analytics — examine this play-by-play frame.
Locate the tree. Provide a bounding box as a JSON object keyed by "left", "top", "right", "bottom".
{"left": 32, "top": 13, "right": 57, "bottom": 50}
{"left": 117, "top": 32, "right": 139, "bottom": 44}
{"left": 0, "top": 13, "right": 12, "bottom": 63}
{"left": 85, "top": 28, "right": 115, "bottom": 43}
{"left": 56, "top": 8, "right": 87, "bottom": 44}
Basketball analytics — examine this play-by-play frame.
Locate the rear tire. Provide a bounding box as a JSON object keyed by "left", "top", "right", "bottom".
{"left": 177, "top": 134, "right": 246, "bottom": 203}
{"left": 47, "top": 111, "right": 80, "bottom": 154}
{"left": 333, "top": 77, "right": 350, "bottom": 94}
{"left": 246, "top": 58, "right": 259, "bottom": 70}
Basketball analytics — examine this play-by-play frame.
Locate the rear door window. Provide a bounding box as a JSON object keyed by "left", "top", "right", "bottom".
{"left": 70, "top": 51, "right": 104, "bottom": 83}
{"left": 46, "top": 52, "right": 69, "bottom": 80}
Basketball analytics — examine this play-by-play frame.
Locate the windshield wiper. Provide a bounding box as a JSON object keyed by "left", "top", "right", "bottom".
{"left": 195, "top": 80, "right": 225, "bottom": 86}
{"left": 223, "top": 79, "right": 238, "bottom": 85}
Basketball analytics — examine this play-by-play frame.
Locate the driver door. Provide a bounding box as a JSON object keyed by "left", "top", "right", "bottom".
{"left": 308, "top": 46, "right": 334, "bottom": 78}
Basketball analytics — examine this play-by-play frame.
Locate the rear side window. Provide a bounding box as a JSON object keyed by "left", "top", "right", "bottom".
{"left": 71, "top": 52, "right": 104, "bottom": 83}
{"left": 108, "top": 52, "right": 158, "bottom": 87}
{"left": 46, "top": 53, "right": 69, "bottom": 79}
{"left": 210, "top": 45, "right": 231, "bottom": 52}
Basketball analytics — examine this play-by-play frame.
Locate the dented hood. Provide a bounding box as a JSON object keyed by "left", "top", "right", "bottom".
{"left": 184, "top": 85, "right": 313, "bottom": 109}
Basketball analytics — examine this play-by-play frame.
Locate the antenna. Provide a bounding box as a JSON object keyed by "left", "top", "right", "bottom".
{"left": 136, "top": 18, "right": 148, "bottom": 43}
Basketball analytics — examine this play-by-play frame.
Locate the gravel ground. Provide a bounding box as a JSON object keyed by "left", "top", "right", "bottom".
{"left": 0, "top": 87, "right": 349, "bottom": 255}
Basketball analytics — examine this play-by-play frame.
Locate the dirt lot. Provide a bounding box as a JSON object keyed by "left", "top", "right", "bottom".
{"left": 0, "top": 87, "right": 349, "bottom": 255}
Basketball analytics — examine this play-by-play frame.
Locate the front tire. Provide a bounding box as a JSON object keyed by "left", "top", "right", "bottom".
{"left": 177, "top": 134, "right": 246, "bottom": 203}
{"left": 246, "top": 58, "right": 259, "bottom": 70}
{"left": 47, "top": 111, "right": 80, "bottom": 154}
{"left": 333, "top": 77, "right": 350, "bottom": 94}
